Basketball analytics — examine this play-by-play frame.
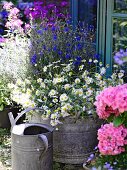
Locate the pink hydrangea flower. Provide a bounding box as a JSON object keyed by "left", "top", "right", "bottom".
{"left": 98, "top": 123, "right": 127, "bottom": 155}
{"left": 94, "top": 84, "right": 127, "bottom": 119}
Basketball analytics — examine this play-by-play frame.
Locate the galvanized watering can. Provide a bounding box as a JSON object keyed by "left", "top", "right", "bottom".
{"left": 8, "top": 107, "right": 54, "bottom": 170}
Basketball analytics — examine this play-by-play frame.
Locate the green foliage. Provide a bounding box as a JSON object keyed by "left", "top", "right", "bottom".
{"left": 0, "top": 77, "right": 11, "bottom": 111}
{"left": 95, "top": 152, "right": 127, "bottom": 170}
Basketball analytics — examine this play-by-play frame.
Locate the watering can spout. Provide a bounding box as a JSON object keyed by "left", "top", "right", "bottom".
{"left": 8, "top": 112, "right": 15, "bottom": 127}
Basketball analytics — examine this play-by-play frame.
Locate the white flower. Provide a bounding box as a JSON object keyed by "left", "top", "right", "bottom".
{"left": 83, "top": 85, "right": 88, "bottom": 89}
{"left": 43, "top": 105, "right": 49, "bottom": 111}
{"left": 36, "top": 90, "right": 40, "bottom": 96}
{"left": 64, "top": 84, "right": 71, "bottom": 90}
{"left": 64, "top": 65, "right": 71, "bottom": 72}
{"left": 95, "top": 73, "right": 102, "bottom": 80}
{"left": 82, "top": 70, "right": 89, "bottom": 78}
{"left": 52, "top": 98, "right": 58, "bottom": 103}
{"left": 100, "top": 67, "right": 106, "bottom": 75}
{"left": 61, "top": 112, "right": 70, "bottom": 118}
{"left": 37, "top": 78, "right": 42, "bottom": 83}
{"left": 51, "top": 113, "right": 58, "bottom": 119}
{"left": 93, "top": 59, "right": 98, "bottom": 63}
{"left": 43, "top": 96, "right": 47, "bottom": 101}
{"left": 46, "top": 110, "right": 51, "bottom": 115}
{"left": 60, "top": 93, "right": 68, "bottom": 102}
{"left": 49, "top": 89, "right": 57, "bottom": 97}
{"left": 43, "top": 66, "right": 47, "bottom": 72}
{"left": 83, "top": 95, "right": 87, "bottom": 99}
{"left": 16, "top": 79, "right": 22, "bottom": 86}
{"left": 75, "top": 89, "right": 83, "bottom": 96}
{"left": 79, "top": 65, "right": 84, "bottom": 70}
{"left": 98, "top": 80, "right": 106, "bottom": 87}
{"left": 61, "top": 103, "right": 72, "bottom": 112}
{"left": 25, "top": 79, "right": 31, "bottom": 84}
{"left": 40, "top": 82, "right": 46, "bottom": 88}
{"left": 111, "top": 73, "right": 117, "bottom": 79}
{"left": 50, "top": 119, "right": 62, "bottom": 126}
{"left": 89, "top": 59, "right": 92, "bottom": 63}
{"left": 118, "top": 72, "right": 124, "bottom": 78}
{"left": 83, "top": 106, "right": 86, "bottom": 111}
{"left": 53, "top": 77, "right": 64, "bottom": 84}
{"left": 118, "top": 79, "right": 124, "bottom": 84}
{"left": 8, "top": 83, "right": 15, "bottom": 89}
{"left": 88, "top": 110, "right": 92, "bottom": 115}
{"left": 26, "top": 89, "right": 32, "bottom": 95}
{"left": 75, "top": 78, "right": 81, "bottom": 84}
{"left": 99, "top": 62, "right": 103, "bottom": 66}
{"left": 113, "top": 64, "right": 118, "bottom": 68}
{"left": 86, "top": 89, "right": 93, "bottom": 96}
{"left": 85, "top": 77, "right": 93, "bottom": 84}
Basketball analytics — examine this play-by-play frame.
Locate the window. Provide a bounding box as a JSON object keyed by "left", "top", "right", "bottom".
{"left": 96, "top": 0, "right": 127, "bottom": 75}
{"left": 105, "top": 0, "right": 127, "bottom": 75}
{"left": 71, "top": 0, "right": 97, "bottom": 29}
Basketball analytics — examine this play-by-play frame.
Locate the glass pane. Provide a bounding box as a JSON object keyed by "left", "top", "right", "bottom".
{"left": 113, "top": 18, "right": 127, "bottom": 52}
{"left": 113, "top": 18, "right": 127, "bottom": 77}
{"left": 114, "top": 0, "right": 127, "bottom": 13}
{"left": 78, "top": 0, "right": 97, "bottom": 29}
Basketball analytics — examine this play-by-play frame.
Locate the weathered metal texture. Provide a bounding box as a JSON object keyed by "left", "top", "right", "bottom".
{"left": 11, "top": 124, "right": 53, "bottom": 170}
{"left": 9, "top": 107, "right": 54, "bottom": 170}
{"left": 53, "top": 116, "right": 102, "bottom": 164}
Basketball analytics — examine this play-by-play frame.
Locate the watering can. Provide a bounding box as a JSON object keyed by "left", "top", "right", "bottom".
{"left": 8, "top": 107, "right": 54, "bottom": 170}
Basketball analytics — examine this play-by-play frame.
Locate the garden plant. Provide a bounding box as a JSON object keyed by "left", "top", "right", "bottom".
{"left": 0, "top": 1, "right": 127, "bottom": 170}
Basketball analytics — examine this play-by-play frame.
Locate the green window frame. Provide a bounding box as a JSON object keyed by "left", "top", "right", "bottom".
{"left": 97, "top": 0, "right": 127, "bottom": 76}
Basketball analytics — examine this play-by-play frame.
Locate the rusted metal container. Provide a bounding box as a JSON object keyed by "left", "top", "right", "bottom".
{"left": 53, "top": 116, "right": 102, "bottom": 164}
{"left": 9, "top": 107, "right": 54, "bottom": 170}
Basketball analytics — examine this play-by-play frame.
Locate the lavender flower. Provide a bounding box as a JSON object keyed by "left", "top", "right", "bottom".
{"left": 114, "top": 49, "right": 127, "bottom": 65}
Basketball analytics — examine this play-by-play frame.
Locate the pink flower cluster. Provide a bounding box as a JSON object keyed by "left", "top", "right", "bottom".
{"left": 3, "top": 2, "right": 13, "bottom": 10}
{"left": 94, "top": 84, "right": 127, "bottom": 119}
{"left": 3, "top": 2, "right": 23, "bottom": 32}
{"left": 98, "top": 123, "right": 127, "bottom": 155}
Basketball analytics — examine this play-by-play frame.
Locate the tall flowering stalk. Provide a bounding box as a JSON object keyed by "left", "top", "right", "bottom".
{"left": 3, "top": 1, "right": 24, "bottom": 33}
{"left": 27, "top": 20, "right": 96, "bottom": 78}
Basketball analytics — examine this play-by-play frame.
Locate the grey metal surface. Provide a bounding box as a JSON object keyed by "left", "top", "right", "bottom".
{"left": 9, "top": 108, "right": 54, "bottom": 170}
{"left": 53, "top": 116, "right": 102, "bottom": 164}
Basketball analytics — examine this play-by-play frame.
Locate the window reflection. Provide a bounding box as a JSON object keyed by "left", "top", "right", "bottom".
{"left": 114, "top": 0, "right": 127, "bottom": 13}
{"left": 78, "top": 0, "right": 97, "bottom": 29}
{"left": 113, "top": 19, "right": 127, "bottom": 52}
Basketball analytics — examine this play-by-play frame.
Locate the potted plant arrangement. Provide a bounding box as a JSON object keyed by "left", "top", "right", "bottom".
{"left": 1, "top": 1, "right": 126, "bottom": 167}
{"left": 8, "top": 58, "right": 124, "bottom": 164}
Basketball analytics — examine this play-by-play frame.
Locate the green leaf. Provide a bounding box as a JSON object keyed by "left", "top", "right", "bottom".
{"left": 0, "top": 104, "right": 4, "bottom": 111}
{"left": 113, "top": 116, "right": 123, "bottom": 127}
{"left": 107, "top": 114, "right": 114, "bottom": 122}
{"left": 120, "top": 21, "right": 127, "bottom": 26}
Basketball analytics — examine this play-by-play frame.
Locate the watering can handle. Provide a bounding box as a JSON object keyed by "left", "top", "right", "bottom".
{"left": 8, "top": 107, "right": 44, "bottom": 127}
{"left": 38, "top": 134, "right": 48, "bottom": 159}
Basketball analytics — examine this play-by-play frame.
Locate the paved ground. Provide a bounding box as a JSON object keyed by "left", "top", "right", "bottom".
{"left": 0, "top": 162, "right": 6, "bottom": 170}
